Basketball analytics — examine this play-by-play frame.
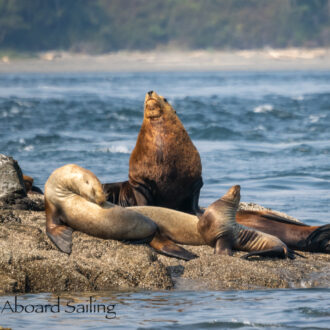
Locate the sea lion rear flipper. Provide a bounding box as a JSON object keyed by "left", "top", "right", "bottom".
{"left": 47, "top": 225, "right": 73, "bottom": 254}
{"left": 304, "top": 224, "right": 330, "bottom": 253}
{"left": 149, "top": 232, "right": 198, "bottom": 261}
{"left": 241, "top": 246, "right": 297, "bottom": 260}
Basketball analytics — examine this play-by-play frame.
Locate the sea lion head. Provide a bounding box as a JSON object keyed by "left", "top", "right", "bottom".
{"left": 48, "top": 164, "right": 106, "bottom": 206}
{"left": 144, "top": 90, "right": 177, "bottom": 122}
{"left": 219, "top": 184, "right": 241, "bottom": 207}
{"left": 197, "top": 185, "right": 241, "bottom": 247}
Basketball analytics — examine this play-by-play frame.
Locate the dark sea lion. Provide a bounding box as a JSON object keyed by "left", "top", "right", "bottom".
{"left": 46, "top": 164, "right": 296, "bottom": 260}
{"left": 23, "top": 174, "right": 43, "bottom": 194}
{"left": 103, "top": 90, "right": 203, "bottom": 213}
{"left": 103, "top": 92, "right": 330, "bottom": 254}
{"left": 236, "top": 211, "right": 330, "bottom": 253}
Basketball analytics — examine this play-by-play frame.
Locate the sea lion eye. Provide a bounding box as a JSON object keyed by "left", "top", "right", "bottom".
{"left": 163, "top": 98, "right": 168, "bottom": 103}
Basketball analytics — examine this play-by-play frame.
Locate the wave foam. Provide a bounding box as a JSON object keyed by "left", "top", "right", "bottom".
{"left": 99, "top": 145, "right": 130, "bottom": 154}
{"left": 253, "top": 104, "right": 274, "bottom": 113}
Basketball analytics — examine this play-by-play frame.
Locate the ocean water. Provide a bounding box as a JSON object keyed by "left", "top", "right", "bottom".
{"left": 0, "top": 71, "right": 330, "bottom": 328}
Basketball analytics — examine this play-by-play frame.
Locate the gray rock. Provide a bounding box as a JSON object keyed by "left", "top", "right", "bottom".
{"left": 0, "top": 154, "right": 26, "bottom": 202}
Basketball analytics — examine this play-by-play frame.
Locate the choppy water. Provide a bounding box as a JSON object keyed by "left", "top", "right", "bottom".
{"left": 1, "top": 71, "right": 330, "bottom": 328}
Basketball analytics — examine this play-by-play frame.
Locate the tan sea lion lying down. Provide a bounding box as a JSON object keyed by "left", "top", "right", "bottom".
{"left": 103, "top": 91, "right": 330, "bottom": 254}
{"left": 45, "top": 164, "right": 298, "bottom": 260}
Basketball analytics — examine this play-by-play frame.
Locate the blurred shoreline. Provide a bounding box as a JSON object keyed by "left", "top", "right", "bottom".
{"left": 1, "top": 48, "right": 330, "bottom": 73}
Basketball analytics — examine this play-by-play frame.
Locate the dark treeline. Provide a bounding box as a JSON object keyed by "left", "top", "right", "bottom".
{"left": 0, "top": 0, "right": 330, "bottom": 53}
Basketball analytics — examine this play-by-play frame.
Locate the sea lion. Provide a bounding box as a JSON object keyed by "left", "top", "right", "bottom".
{"left": 23, "top": 174, "right": 43, "bottom": 194}
{"left": 236, "top": 211, "right": 330, "bottom": 253}
{"left": 46, "top": 164, "right": 295, "bottom": 260}
{"left": 103, "top": 90, "right": 203, "bottom": 213}
{"left": 196, "top": 185, "right": 297, "bottom": 259}
{"left": 103, "top": 92, "right": 330, "bottom": 254}
{"left": 45, "top": 164, "right": 157, "bottom": 254}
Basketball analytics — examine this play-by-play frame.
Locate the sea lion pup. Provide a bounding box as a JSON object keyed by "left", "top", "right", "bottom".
{"left": 44, "top": 164, "right": 157, "bottom": 254}
{"left": 196, "top": 185, "right": 297, "bottom": 259}
{"left": 103, "top": 90, "right": 203, "bottom": 213}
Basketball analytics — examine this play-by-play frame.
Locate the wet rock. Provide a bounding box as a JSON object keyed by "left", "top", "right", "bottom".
{"left": 0, "top": 205, "right": 172, "bottom": 294}
{"left": 0, "top": 195, "right": 329, "bottom": 294}
{"left": 0, "top": 194, "right": 45, "bottom": 211}
{"left": 0, "top": 154, "right": 26, "bottom": 202}
{"left": 158, "top": 246, "right": 330, "bottom": 290}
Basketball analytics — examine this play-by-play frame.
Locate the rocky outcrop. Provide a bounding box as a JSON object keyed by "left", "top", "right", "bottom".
{"left": 0, "top": 154, "right": 26, "bottom": 202}
{"left": 0, "top": 196, "right": 329, "bottom": 294}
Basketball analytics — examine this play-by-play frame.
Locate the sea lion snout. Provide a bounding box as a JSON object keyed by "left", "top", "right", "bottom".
{"left": 221, "top": 185, "right": 241, "bottom": 205}
{"left": 145, "top": 92, "right": 163, "bottom": 119}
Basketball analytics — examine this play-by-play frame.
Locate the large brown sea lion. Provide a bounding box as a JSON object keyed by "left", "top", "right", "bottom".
{"left": 45, "top": 164, "right": 296, "bottom": 260}
{"left": 103, "top": 90, "right": 202, "bottom": 213}
{"left": 103, "top": 91, "right": 330, "bottom": 254}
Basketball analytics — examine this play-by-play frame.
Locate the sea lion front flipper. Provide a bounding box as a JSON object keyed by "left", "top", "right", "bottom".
{"left": 47, "top": 225, "right": 73, "bottom": 254}
{"left": 149, "top": 232, "right": 198, "bottom": 261}
{"left": 214, "top": 237, "right": 234, "bottom": 256}
{"left": 241, "top": 246, "right": 296, "bottom": 260}
{"left": 45, "top": 199, "right": 73, "bottom": 254}
{"left": 190, "top": 177, "right": 203, "bottom": 214}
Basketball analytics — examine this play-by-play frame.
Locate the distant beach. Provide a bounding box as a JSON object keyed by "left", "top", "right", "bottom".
{"left": 1, "top": 48, "right": 330, "bottom": 73}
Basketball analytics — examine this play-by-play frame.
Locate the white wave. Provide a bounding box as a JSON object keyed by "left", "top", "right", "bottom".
{"left": 309, "top": 114, "right": 325, "bottom": 123}
{"left": 253, "top": 104, "right": 274, "bottom": 113}
{"left": 10, "top": 106, "right": 20, "bottom": 114}
{"left": 292, "top": 95, "right": 304, "bottom": 101}
{"left": 23, "top": 145, "right": 34, "bottom": 151}
{"left": 100, "top": 145, "right": 130, "bottom": 154}
{"left": 309, "top": 115, "right": 320, "bottom": 123}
